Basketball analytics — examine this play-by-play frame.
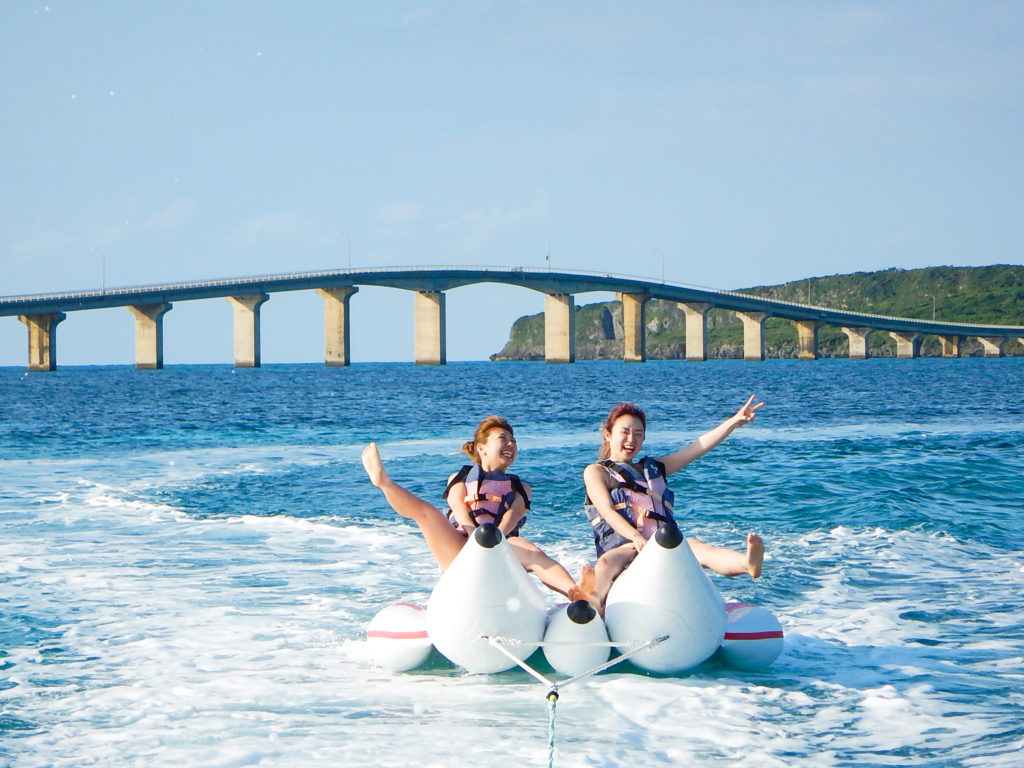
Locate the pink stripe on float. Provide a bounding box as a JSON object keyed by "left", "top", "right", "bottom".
{"left": 724, "top": 631, "right": 784, "bottom": 640}
{"left": 725, "top": 602, "right": 754, "bottom": 612}
{"left": 367, "top": 630, "right": 430, "bottom": 640}
{"left": 394, "top": 603, "right": 424, "bottom": 610}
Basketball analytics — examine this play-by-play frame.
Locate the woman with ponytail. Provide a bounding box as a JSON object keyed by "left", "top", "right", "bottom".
{"left": 362, "top": 417, "right": 592, "bottom": 600}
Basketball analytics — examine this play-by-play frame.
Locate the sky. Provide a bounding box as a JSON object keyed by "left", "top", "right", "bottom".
{"left": 2, "top": 1, "right": 1022, "bottom": 366}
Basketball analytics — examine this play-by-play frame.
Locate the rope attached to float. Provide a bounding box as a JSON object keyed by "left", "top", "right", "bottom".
{"left": 483, "top": 634, "right": 670, "bottom": 768}
{"left": 482, "top": 634, "right": 669, "bottom": 691}
{"left": 546, "top": 689, "right": 558, "bottom": 768}
{"left": 524, "top": 639, "right": 630, "bottom": 647}
{"left": 490, "top": 636, "right": 659, "bottom": 648}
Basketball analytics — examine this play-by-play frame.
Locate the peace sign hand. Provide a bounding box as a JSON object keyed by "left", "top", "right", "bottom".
{"left": 733, "top": 394, "right": 765, "bottom": 426}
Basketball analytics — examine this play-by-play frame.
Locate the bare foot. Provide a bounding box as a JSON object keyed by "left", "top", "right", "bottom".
{"left": 577, "top": 564, "right": 596, "bottom": 595}
{"left": 568, "top": 565, "right": 604, "bottom": 617}
{"left": 746, "top": 533, "right": 764, "bottom": 578}
{"left": 361, "top": 443, "right": 389, "bottom": 488}
{"left": 568, "top": 587, "right": 605, "bottom": 618}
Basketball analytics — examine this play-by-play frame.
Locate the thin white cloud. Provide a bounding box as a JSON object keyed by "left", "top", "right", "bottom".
{"left": 146, "top": 199, "right": 194, "bottom": 230}
{"left": 6, "top": 200, "right": 196, "bottom": 274}
{"left": 439, "top": 196, "right": 549, "bottom": 249}
{"left": 376, "top": 202, "right": 423, "bottom": 225}
{"left": 226, "top": 211, "right": 320, "bottom": 247}
{"left": 869, "top": 228, "right": 919, "bottom": 251}
{"left": 399, "top": 8, "right": 439, "bottom": 28}
{"left": 94, "top": 199, "right": 196, "bottom": 246}
{"left": 10, "top": 230, "right": 71, "bottom": 260}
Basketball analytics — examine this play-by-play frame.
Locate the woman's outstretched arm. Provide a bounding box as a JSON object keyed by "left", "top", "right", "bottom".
{"left": 657, "top": 395, "right": 764, "bottom": 476}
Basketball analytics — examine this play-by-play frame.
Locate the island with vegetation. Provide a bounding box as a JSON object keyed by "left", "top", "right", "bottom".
{"left": 490, "top": 265, "right": 1024, "bottom": 360}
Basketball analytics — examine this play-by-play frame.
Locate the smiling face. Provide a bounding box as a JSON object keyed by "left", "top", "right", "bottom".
{"left": 603, "top": 414, "right": 646, "bottom": 463}
{"left": 475, "top": 428, "right": 517, "bottom": 471}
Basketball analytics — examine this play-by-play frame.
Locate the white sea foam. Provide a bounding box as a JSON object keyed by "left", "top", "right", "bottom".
{"left": 3, "top": 437, "right": 1023, "bottom": 767}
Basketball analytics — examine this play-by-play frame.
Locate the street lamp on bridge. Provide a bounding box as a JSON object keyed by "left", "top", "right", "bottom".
{"left": 924, "top": 293, "right": 936, "bottom": 321}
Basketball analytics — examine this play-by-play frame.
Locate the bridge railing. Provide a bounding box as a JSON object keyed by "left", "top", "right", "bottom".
{"left": 2, "top": 264, "right": 1021, "bottom": 333}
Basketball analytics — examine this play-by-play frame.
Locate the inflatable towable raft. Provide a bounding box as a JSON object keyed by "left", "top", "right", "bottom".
{"left": 367, "top": 523, "right": 783, "bottom": 677}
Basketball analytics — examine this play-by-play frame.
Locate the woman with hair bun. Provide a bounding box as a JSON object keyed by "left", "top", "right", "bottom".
{"left": 583, "top": 397, "right": 766, "bottom": 612}
{"left": 362, "top": 416, "right": 593, "bottom": 600}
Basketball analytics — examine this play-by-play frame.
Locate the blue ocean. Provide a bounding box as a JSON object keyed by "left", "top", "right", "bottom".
{"left": 2, "top": 359, "right": 1022, "bottom": 767}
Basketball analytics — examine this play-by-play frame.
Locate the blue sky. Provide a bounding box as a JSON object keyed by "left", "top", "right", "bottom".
{"left": 2, "top": 1, "right": 1022, "bottom": 366}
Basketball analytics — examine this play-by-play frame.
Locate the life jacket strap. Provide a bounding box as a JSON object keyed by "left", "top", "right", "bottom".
{"left": 465, "top": 493, "right": 508, "bottom": 505}
{"left": 444, "top": 465, "right": 530, "bottom": 527}
{"left": 598, "top": 459, "right": 674, "bottom": 523}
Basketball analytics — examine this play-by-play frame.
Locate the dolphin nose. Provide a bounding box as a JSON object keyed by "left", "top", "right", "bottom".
{"left": 655, "top": 521, "right": 683, "bottom": 549}
{"left": 474, "top": 523, "right": 503, "bottom": 549}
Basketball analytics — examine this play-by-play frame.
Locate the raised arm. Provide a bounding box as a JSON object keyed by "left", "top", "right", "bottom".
{"left": 656, "top": 395, "right": 764, "bottom": 476}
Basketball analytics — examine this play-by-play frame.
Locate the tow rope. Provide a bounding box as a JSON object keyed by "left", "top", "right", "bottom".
{"left": 483, "top": 634, "right": 669, "bottom": 768}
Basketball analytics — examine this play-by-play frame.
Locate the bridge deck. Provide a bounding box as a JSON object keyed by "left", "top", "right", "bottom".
{"left": 3, "top": 265, "right": 1022, "bottom": 336}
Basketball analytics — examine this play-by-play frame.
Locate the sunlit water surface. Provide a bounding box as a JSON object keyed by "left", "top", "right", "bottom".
{"left": 2, "top": 359, "right": 1022, "bottom": 767}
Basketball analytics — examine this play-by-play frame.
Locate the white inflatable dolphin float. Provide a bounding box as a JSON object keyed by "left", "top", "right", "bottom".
{"left": 426, "top": 523, "right": 548, "bottom": 674}
{"left": 604, "top": 522, "right": 726, "bottom": 673}
{"left": 367, "top": 523, "right": 782, "bottom": 676}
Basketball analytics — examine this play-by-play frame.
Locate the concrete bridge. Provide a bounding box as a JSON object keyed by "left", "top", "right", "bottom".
{"left": 2, "top": 266, "right": 1023, "bottom": 370}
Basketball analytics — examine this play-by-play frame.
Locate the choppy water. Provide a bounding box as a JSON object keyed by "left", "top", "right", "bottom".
{"left": 1, "top": 359, "right": 1023, "bottom": 767}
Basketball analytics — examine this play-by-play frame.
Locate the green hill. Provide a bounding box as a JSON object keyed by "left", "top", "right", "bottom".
{"left": 490, "top": 265, "right": 1024, "bottom": 360}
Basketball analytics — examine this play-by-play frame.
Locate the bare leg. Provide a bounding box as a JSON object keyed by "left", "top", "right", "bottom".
{"left": 590, "top": 545, "right": 637, "bottom": 615}
{"left": 361, "top": 443, "right": 467, "bottom": 570}
{"left": 508, "top": 537, "right": 577, "bottom": 597}
{"left": 686, "top": 533, "right": 764, "bottom": 578}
